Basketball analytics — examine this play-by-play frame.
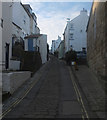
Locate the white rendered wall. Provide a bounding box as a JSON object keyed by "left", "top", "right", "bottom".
{"left": 70, "top": 11, "right": 88, "bottom": 51}
{"left": 64, "top": 10, "right": 89, "bottom": 52}
{"left": 32, "top": 20, "right": 37, "bottom": 34}
{"left": 64, "top": 21, "right": 71, "bottom": 52}
{"left": 38, "top": 35, "right": 47, "bottom": 64}
{"left": 51, "top": 36, "right": 61, "bottom": 54}
{"left": 10, "top": 60, "right": 20, "bottom": 70}
{"left": 35, "top": 26, "right": 40, "bottom": 34}
{"left": 25, "top": 39, "right": 28, "bottom": 51}
{"left": 12, "top": 23, "right": 24, "bottom": 39}
{"left": 51, "top": 40, "right": 55, "bottom": 54}
{"left": 2, "top": 71, "right": 31, "bottom": 94}
{"left": 0, "top": 2, "right": 2, "bottom": 117}
{"left": 0, "top": 2, "right": 2, "bottom": 71}
{"left": 12, "top": 2, "right": 30, "bottom": 35}
{"left": 2, "top": 2, "right": 12, "bottom": 69}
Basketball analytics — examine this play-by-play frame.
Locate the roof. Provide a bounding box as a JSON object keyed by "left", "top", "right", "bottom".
{"left": 24, "top": 34, "right": 42, "bottom": 39}
{"left": 20, "top": 2, "right": 31, "bottom": 17}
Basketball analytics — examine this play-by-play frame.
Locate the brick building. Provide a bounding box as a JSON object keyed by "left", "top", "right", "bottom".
{"left": 86, "top": 1, "right": 107, "bottom": 89}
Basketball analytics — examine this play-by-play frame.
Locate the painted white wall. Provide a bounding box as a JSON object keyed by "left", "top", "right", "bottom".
{"left": 12, "top": 23, "right": 24, "bottom": 39}
{"left": 32, "top": 19, "right": 39, "bottom": 34}
{"left": 25, "top": 39, "right": 28, "bottom": 51}
{"left": 2, "top": 2, "right": 12, "bottom": 70}
{"left": 12, "top": 2, "right": 30, "bottom": 35}
{"left": 64, "top": 21, "right": 71, "bottom": 52}
{"left": 38, "top": 35, "right": 47, "bottom": 64}
{"left": 2, "top": 71, "right": 31, "bottom": 94}
{"left": 10, "top": 60, "right": 20, "bottom": 70}
{"left": 51, "top": 40, "right": 55, "bottom": 54}
{"left": 0, "top": 2, "right": 2, "bottom": 116}
{"left": 35, "top": 26, "right": 40, "bottom": 34}
{"left": 57, "top": 41, "right": 64, "bottom": 59}
{"left": 64, "top": 9, "right": 89, "bottom": 52}
{"left": 0, "top": 2, "right": 2, "bottom": 71}
{"left": 51, "top": 36, "right": 61, "bottom": 54}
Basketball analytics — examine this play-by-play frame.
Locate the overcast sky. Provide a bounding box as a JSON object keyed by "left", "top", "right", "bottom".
{"left": 21, "top": 1, "right": 92, "bottom": 49}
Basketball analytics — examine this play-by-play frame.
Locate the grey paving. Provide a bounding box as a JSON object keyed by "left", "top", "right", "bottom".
{"left": 2, "top": 57, "right": 99, "bottom": 119}
{"left": 72, "top": 65, "right": 106, "bottom": 119}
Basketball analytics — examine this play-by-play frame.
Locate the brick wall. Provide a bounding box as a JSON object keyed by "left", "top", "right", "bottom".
{"left": 87, "top": 2, "right": 107, "bottom": 89}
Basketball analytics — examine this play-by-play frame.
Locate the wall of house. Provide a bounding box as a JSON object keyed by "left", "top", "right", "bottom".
{"left": 12, "top": 2, "right": 30, "bottom": 35}
{"left": 87, "top": 2, "right": 107, "bottom": 88}
{"left": 51, "top": 40, "right": 55, "bottom": 54}
{"left": 57, "top": 41, "right": 64, "bottom": 59}
{"left": 70, "top": 10, "right": 89, "bottom": 52}
{"left": 2, "top": 2, "right": 12, "bottom": 70}
{"left": 0, "top": 2, "right": 2, "bottom": 71}
{"left": 51, "top": 36, "right": 61, "bottom": 54}
{"left": 0, "top": 2, "right": 2, "bottom": 115}
{"left": 12, "top": 23, "right": 24, "bottom": 39}
{"left": 64, "top": 9, "right": 88, "bottom": 53}
{"left": 35, "top": 26, "right": 40, "bottom": 34}
{"left": 64, "top": 21, "right": 71, "bottom": 53}
{"left": 38, "top": 35, "right": 47, "bottom": 64}
{"left": 32, "top": 19, "right": 37, "bottom": 34}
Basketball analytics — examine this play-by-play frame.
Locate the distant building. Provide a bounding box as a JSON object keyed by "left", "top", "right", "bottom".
{"left": 51, "top": 36, "right": 61, "bottom": 54}
{"left": 86, "top": 1, "right": 107, "bottom": 88}
{"left": 56, "top": 40, "right": 65, "bottom": 59}
{"left": 64, "top": 8, "right": 89, "bottom": 53}
{"left": 24, "top": 34, "right": 47, "bottom": 64}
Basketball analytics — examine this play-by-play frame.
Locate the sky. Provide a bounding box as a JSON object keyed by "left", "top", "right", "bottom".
{"left": 21, "top": 1, "right": 92, "bottom": 49}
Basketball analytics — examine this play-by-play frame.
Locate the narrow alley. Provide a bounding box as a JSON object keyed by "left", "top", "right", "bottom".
{"left": 2, "top": 56, "right": 98, "bottom": 119}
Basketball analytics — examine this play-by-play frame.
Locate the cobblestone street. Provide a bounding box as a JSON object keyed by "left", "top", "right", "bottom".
{"left": 2, "top": 56, "right": 100, "bottom": 119}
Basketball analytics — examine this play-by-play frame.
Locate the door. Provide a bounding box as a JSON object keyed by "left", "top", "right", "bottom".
{"left": 5, "top": 43, "right": 9, "bottom": 69}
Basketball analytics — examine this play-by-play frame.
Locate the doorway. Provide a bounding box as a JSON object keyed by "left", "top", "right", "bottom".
{"left": 5, "top": 43, "right": 9, "bottom": 69}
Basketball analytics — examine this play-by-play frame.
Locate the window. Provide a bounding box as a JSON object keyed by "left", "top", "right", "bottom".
{"left": 71, "top": 24, "right": 73, "bottom": 28}
{"left": 80, "top": 29, "right": 82, "bottom": 32}
{"left": 23, "top": 20, "right": 26, "bottom": 24}
{"left": 69, "top": 33, "right": 74, "bottom": 40}
{"left": 82, "top": 47, "right": 86, "bottom": 53}
{"left": 0, "top": 19, "right": 3, "bottom": 28}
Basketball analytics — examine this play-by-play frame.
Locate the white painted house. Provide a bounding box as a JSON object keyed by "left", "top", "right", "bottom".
{"left": 0, "top": 2, "right": 13, "bottom": 70}
{"left": 51, "top": 36, "right": 61, "bottom": 54}
{"left": 0, "top": 1, "right": 2, "bottom": 71}
{"left": 64, "top": 8, "right": 89, "bottom": 53}
{"left": 56, "top": 40, "right": 65, "bottom": 59}
{"left": 24, "top": 34, "right": 47, "bottom": 64}
{"left": 11, "top": 2, "right": 41, "bottom": 70}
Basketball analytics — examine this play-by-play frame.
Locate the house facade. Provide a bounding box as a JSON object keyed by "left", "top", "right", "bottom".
{"left": 12, "top": 2, "right": 39, "bottom": 49}
{"left": 0, "top": 1, "right": 45, "bottom": 70}
{"left": 0, "top": 2, "right": 2, "bottom": 71}
{"left": 51, "top": 36, "right": 61, "bottom": 54}
{"left": 56, "top": 40, "right": 65, "bottom": 59}
{"left": 87, "top": 1, "right": 107, "bottom": 88}
{"left": 24, "top": 34, "right": 47, "bottom": 64}
{"left": 64, "top": 9, "right": 89, "bottom": 53}
{"left": 1, "top": 2, "right": 13, "bottom": 70}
